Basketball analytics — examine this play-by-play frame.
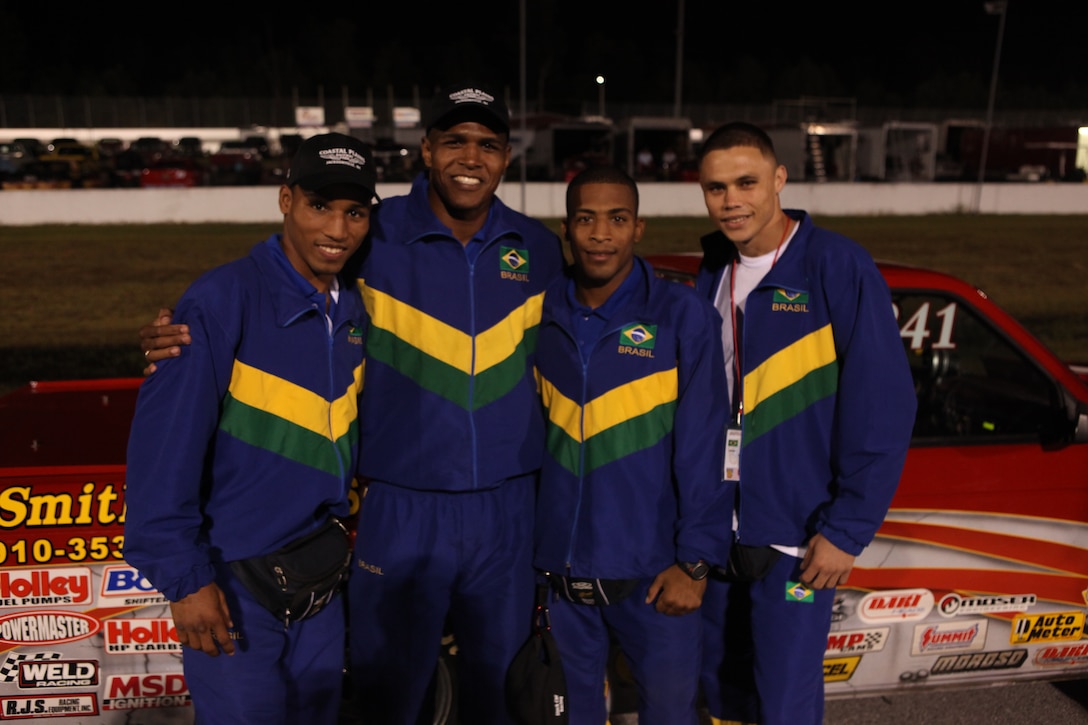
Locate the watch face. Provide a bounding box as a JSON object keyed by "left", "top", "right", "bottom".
{"left": 683, "top": 561, "right": 709, "bottom": 580}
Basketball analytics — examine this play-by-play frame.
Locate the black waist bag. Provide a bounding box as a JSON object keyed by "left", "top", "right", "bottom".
{"left": 229, "top": 517, "right": 352, "bottom": 627}
{"left": 712, "top": 543, "right": 783, "bottom": 583}
{"left": 550, "top": 575, "right": 639, "bottom": 606}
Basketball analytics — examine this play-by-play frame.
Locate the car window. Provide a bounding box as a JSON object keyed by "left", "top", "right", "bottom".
{"left": 893, "top": 291, "right": 1059, "bottom": 442}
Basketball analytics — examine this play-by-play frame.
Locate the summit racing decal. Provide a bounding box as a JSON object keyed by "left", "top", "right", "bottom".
{"left": 0, "top": 568, "right": 92, "bottom": 608}
{"left": 1009, "top": 611, "right": 1084, "bottom": 645}
{"left": 500, "top": 247, "right": 530, "bottom": 281}
{"left": 618, "top": 324, "right": 657, "bottom": 357}
{"left": 771, "top": 288, "right": 808, "bottom": 312}
{"left": 911, "top": 620, "right": 987, "bottom": 655}
{"left": 0, "top": 693, "right": 98, "bottom": 718}
{"left": 0, "top": 611, "right": 100, "bottom": 647}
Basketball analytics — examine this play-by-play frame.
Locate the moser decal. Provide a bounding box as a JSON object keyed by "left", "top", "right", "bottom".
{"left": 17, "top": 659, "right": 98, "bottom": 689}
{"left": 102, "top": 673, "right": 190, "bottom": 711}
{"left": 0, "top": 693, "right": 97, "bottom": 719}
{"left": 937, "top": 592, "right": 1036, "bottom": 617}
{"left": 0, "top": 568, "right": 92, "bottom": 608}
{"left": 0, "top": 612, "right": 100, "bottom": 647}
{"left": 825, "top": 627, "right": 890, "bottom": 655}
{"left": 104, "top": 619, "right": 181, "bottom": 655}
{"left": 1009, "top": 611, "right": 1085, "bottom": 645}
{"left": 857, "top": 589, "right": 934, "bottom": 623}
{"left": 911, "top": 620, "right": 987, "bottom": 655}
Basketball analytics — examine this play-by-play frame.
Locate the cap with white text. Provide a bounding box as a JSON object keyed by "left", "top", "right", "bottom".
{"left": 286, "top": 132, "right": 378, "bottom": 200}
{"left": 425, "top": 84, "right": 510, "bottom": 134}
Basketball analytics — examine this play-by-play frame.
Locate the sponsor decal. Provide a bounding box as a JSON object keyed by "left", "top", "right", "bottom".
{"left": 771, "top": 288, "right": 809, "bottom": 312}
{"left": 99, "top": 566, "right": 166, "bottom": 607}
{"left": 1009, "top": 611, "right": 1085, "bottom": 645}
{"left": 0, "top": 653, "right": 61, "bottom": 684}
{"left": 857, "top": 588, "right": 934, "bottom": 623}
{"left": 499, "top": 247, "right": 530, "bottom": 281}
{"left": 785, "top": 581, "right": 814, "bottom": 603}
{"left": 911, "top": 620, "right": 987, "bottom": 655}
{"left": 0, "top": 612, "right": 100, "bottom": 647}
{"left": 102, "top": 673, "right": 191, "bottom": 711}
{"left": 104, "top": 619, "right": 181, "bottom": 655}
{"left": 930, "top": 648, "right": 1027, "bottom": 675}
{"left": 1033, "top": 643, "right": 1088, "bottom": 667}
{"left": 823, "top": 656, "right": 860, "bottom": 682}
{"left": 937, "top": 592, "right": 1036, "bottom": 617}
{"left": 18, "top": 659, "right": 98, "bottom": 689}
{"left": 0, "top": 568, "right": 92, "bottom": 609}
{"left": 825, "top": 627, "right": 889, "bottom": 655}
{"left": 0, "top": 694, "right": 98, "bottom": 718}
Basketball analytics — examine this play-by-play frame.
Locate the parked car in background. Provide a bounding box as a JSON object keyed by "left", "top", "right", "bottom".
{"left": 140, "top": 157, "right": 207, "bottom": 187}
{"left": 0, "top": 140, "right": 34, "bottom": 181}
{"left": 38, "top": 140, "right": 106, "bottom": 187}
{"left": 644, "top": 251, "right": 1088, "bottom": 698}
{"left": 207, "top": 140, "right": 264, "bottom": 185}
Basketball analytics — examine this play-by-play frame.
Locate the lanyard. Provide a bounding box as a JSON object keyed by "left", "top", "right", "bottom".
{"left": 729, "top": 216, "right": 792, "bottom": 422}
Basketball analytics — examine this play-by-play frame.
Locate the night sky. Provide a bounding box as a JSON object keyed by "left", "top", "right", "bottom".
{"left": 2, "top": 2, "right": 1084, "bottom": 111}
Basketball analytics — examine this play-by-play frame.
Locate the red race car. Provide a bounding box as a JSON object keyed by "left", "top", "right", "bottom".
{"left": 645, "top": 251, "right": 1088, "bottom": 697}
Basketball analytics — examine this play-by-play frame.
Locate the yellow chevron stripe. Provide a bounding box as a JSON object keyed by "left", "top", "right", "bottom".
{"left": 540, "top": 369, "right": 678, "bottom": 441}
{"left": 362, "top": 282, "right": 544, "bottom": 374}
{"left": 228, "top": 359, "right": 362, "bottom": 440}
{"left": 744, "top": 324, "right": 835, "bottom": 413}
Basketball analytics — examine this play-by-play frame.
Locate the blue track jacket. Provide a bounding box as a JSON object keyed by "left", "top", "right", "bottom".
{"left": 357, "top": 173, "right": 565, "bottom": 491}
{"left": 125, "top": 236, "right": 364, "bottom": 602}
{"left": 694, "top": 211, "right": 916, "bottom": 555}
{"left": 534, "top": 257, "right": 733, "bottom": 579}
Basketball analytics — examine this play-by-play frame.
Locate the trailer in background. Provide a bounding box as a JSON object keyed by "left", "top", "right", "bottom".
{"left": 857, "top": 122, "right": 939, "bottom": 181}
{"left": 613, "top": 116, "right": 693, "bottom": 181}
{"left": 767, "top": 122, "right": 858, "bottom": 182}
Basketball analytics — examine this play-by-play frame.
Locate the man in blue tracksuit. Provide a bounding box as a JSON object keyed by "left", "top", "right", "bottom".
{"left": 693, "top": 122, "right": 916, "bottom": 725}
{"left": 346, "top": 84, "right": 567, "bottom": 725}
{"left": 534, "top": 165, "right": 732, "bottom": 724}
{"left": 124, "top": 133, "right": 376, "bottom": 724}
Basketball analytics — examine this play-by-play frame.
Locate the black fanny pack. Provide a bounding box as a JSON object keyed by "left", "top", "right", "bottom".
{"left": 549, "top": 575, "right": 639, "bottom": 606}
{"left": 712, "top": 543, "right": 783, "bottom": 583}
{"left": 229, "top": 517, "right": 352, "bottom": 627}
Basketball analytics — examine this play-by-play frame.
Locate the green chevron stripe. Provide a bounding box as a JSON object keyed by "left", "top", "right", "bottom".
{"left": 742, "top": 362, "right": 838, "bottom": 445}
{"left": 545, "top": 402, "right": 676, "bottom": 476}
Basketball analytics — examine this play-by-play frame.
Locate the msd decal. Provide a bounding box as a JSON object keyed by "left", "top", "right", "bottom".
{"left": 1009, "top": 611, "right": 1085, "bottom": 645}
{"left": 0, "top": 612, "right": 99, "bottom": 647}
{"left": 0, "top": 568, "right": 92, "bottom": 608}
{"left": 102, "top": 673, "right": 191, "bottom": 711}
{"left": 99, "top": 566, "right": 166, "bottom": 607}
{"left": 857, "top": 589, "right": 934, "bottom": 623}
{"left": 0, "top": 694, "right": 98, "bottom": 719}
{"left": 911, "top": 620, "right": 987, "bottom": 655}
{"left": 18, "top": 659, "right": 98, "bottom": 689}
{"left": 104, "top": 619, "right": 181, "bottom": 654}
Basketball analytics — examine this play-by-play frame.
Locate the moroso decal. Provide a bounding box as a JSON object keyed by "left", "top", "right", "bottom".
{"left": 930, "top": 648, "right": 1027, "bottom": 674}
{"left": 1009, "top": 611, "right": 1085, "bottom": 644}
{"left": 0, "top": 611, "right": 100, "bottom": 646}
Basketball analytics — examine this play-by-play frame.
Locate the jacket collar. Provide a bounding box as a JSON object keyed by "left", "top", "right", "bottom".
{"left": 253, "top": 236, "right": 364, "bottom": 329}
{"left": 395, "top": 171, "right": 524, "bottom": 249}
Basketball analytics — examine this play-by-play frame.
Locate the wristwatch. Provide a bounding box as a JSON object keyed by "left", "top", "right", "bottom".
{"left": 678, "top": 560, "right": 710, "bottom": 581}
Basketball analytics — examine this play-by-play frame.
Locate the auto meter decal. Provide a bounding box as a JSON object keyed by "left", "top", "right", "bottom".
{"left": 857, "top": 588, "right": 934, "bottom": 623}
{"left": 0, "top": 611, "right": 100, "bottom": 647}
{"left": 1009, "top": 611, "right": 1085, "bottom": 644}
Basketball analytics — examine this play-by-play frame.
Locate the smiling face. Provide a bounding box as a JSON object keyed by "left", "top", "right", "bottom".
{"left": 562, "top": 180, "right": 644, "bottom": 309}
{"left": 421, "top": 121, "right": 511, "bottom": 238}
{"left": 278, "top": 183, "right": 372, "bottom": 293}
{"left": 699, "top": 144, "right": 788, "bottom": 257}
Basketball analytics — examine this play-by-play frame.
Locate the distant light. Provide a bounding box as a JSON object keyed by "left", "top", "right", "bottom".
{"left": 595, "top": 75, "right": 605, "bottom": 85}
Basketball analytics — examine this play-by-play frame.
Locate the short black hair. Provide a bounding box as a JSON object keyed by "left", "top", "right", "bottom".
{"left": 565, "top": 164, "right": 639, "bottom": 218}
{"left": 699, "top": 121, "right": 778, "bottom": 164}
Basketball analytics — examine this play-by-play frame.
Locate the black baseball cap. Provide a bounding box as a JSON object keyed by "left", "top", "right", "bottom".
{"left": 425, "top": 83, "right": 510, "bottom": 135}
{"left": 285, "top": 132, "right": 378, "bottom": 201}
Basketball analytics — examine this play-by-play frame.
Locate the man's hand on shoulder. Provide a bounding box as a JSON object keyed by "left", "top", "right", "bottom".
{"left": 139, "top": 307, "right": 190, "bottom": 375}
{"left": 800, "top": 532, "right": 855, "bottom": 589}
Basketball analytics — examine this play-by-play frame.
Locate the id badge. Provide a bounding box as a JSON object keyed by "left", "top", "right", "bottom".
{"left": 724, "top": 426, "right": 742, "bottom": 481}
